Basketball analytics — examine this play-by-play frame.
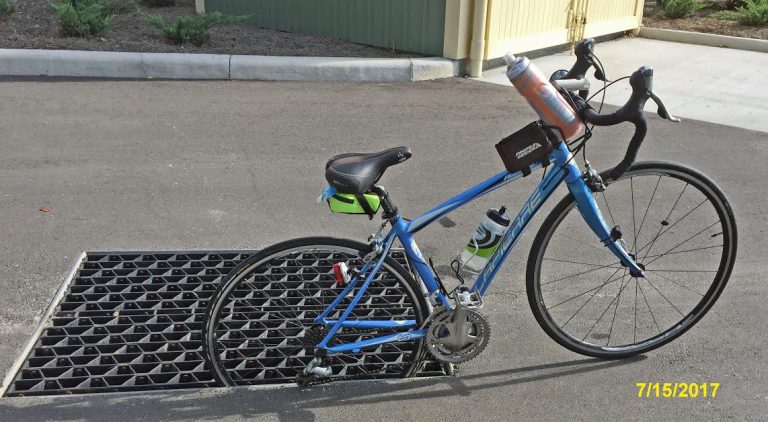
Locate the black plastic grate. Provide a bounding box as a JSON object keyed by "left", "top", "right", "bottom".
{"left": 212, "top": 248, "right": 426, "bottom": 384}
{"left": 2, "top": 250, "right": 446, "bottom": 396}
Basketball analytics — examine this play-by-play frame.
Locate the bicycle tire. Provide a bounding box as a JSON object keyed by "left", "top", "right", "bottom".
{"left": 203, "top": 237, "right": 429, "bottom": 385}
{"left": 526, "top": 161, "right": 737, "bottom": 359}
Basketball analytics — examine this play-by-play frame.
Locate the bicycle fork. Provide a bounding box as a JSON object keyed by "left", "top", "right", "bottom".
{"left": 562, "top": 152, "right": 645, "bottom": 277}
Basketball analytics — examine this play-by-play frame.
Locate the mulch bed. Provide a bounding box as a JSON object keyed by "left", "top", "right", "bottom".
{"left": 643, "top": 0, "right": 768, "bottom": 40}
{"left": 0, "top": 0, "right": 420, "bottom": 57}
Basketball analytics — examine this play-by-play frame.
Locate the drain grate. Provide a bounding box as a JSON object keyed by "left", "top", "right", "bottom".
{"left": 211, "top": 248, "right": 428, "bottom": 385}
{"left": 2, "top": 250, "right": 446, "bottom": 396}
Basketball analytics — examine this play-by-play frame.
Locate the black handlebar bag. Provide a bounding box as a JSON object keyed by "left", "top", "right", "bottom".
{"left": 495, "top": 121, "right": 555, "bottom": 176}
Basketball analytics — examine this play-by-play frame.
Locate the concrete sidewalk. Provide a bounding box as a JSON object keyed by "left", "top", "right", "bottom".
{"left": 478, "top": 37, "right": 768, "bottom": 133}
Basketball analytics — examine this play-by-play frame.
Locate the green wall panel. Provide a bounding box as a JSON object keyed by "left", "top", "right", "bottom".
{"left": 205, "top": 0, "right": 446, "bottom": 56}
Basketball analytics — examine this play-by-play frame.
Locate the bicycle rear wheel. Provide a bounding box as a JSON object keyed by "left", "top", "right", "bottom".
{"left": 203, "top": 237, "right": 428, "bottom": 385}
{"left": 527, "top": 161, "right": 737, "bottom": 358}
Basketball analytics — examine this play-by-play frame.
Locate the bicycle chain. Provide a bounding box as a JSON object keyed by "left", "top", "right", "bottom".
{"left": 295, "top": 325, "right": 412, "bottom": 388}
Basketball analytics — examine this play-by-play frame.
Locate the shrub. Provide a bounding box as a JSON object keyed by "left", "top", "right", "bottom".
{"left": 142, "top": 0, "right": 175, "bottom": 6}
{"left": 101, "top": 0, "right": 137, "bottom": 15}
{"left": 662, "top": 0, "right": 708, "bottom": 17}
{"left": 0, "top": 0, "right": 15, "bottom": 16}
{"left": 700, "top": 0, "right": 745, "bottom": 11}
{"left": 713, "top": 9, "right": 742, "bottom": 18}
{"left": 714, "top": 0, "right": 768, "bottom": 24}
{"left": 143, "top": 12, "right": 248, "bottom": 46}
{"left": 50, "top": 0, "right": 113, "bottom": 37}
{"left": 737, "top": 0, "right": 768, "bottom": 24}
{"left": 725, "top": 0, "right": 748, "bottom": 10}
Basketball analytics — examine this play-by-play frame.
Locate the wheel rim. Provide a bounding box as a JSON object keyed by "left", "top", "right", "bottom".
{"left": 208, "top": 244, "right": 425, "bottom": 385}
{"left": 532, "top": 166, "right": 735, "bottom": 355}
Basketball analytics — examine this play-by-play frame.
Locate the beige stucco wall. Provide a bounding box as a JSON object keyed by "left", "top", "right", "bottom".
{"left": 445, "top": 0, "right": 645, "bottom": 61}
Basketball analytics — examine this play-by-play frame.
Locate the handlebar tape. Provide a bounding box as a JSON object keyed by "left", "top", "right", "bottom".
{"left": 571, "top": 66, "right": 653, "bottom": 181}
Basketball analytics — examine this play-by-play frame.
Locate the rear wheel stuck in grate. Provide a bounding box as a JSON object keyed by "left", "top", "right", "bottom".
{"left": 203, "top": 237, "right": 429, "bottom": 386}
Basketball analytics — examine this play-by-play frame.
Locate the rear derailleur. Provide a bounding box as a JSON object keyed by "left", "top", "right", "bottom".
{"left": 294, "top": 325, "right": 333, "bottom": 387}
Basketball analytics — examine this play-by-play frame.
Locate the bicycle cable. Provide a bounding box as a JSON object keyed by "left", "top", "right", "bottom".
{"left": 586, "top": 75, "right": 631, "bottom": 104}
{"left": 592, "top": 53, "right": 609, "bottom": 114}
{"left": 561, "top": 51, "right": 631, "bottom": 168}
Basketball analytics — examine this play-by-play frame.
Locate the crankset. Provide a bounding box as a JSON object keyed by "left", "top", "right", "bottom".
{"left": 426, "top": 306, "right": 490, "bottom": 364}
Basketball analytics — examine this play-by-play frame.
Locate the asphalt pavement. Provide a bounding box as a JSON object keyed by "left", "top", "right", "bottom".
{"left": 0, "top": 77, "right": 765, "bottom": 421}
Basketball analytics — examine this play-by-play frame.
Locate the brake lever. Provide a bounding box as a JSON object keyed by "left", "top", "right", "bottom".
{"left": 648, "top": 91, "right": 682, "bottom": 122}
{"left": 593, "top": 60, "right": 607, "bottom": 82}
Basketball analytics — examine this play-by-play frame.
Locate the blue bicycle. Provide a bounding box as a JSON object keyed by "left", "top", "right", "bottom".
{"left": 203, "top": 40, "right": 737, "bottom": 387}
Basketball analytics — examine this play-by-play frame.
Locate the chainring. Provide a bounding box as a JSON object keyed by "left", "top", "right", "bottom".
{"left": 426, "top": 308, "right": 490, "bottom": 364}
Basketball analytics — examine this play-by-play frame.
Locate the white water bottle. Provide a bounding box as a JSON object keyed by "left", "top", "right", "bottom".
{"left": 459, "top": 206, "right": 510, "bottom": 272}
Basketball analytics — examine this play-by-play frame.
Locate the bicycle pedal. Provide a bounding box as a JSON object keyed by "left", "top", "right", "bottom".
{"left": 456, "top": 288, "right": 483, "bottom": 309}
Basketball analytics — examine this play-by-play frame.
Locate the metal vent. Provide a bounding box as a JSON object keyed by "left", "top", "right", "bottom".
{"left": 2, "top": 250, "right": 446, "bottom": 396}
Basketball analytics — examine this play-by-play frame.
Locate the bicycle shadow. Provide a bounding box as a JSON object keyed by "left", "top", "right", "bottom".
{"left": 0, "top": 356, "right": 646, "bottom": 422}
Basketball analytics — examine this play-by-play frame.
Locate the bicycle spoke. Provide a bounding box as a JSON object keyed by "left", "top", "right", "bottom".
{"left": 631, "top": 177, "right": 638, "bottom": 254}
{"left": 635, "top": 175, "right": 662, "bottom": 253}
{"left": 633, "top": 278, "right": 638, "bottom": 343}
{"left": 561, "top": 267, "right": 624, "bottom": 328}
{"left": 582, "top": 272, "right": 632, "bottom": 342}
{"left": 607, "top": 268, "right": 629, "bottom": 345}
{"left": 602, "top": 190, "right": 617, "bottom": 228}
{"left": 533, "top": 166, "right": 735, "bottom": 357}
{"left": 642, "top": 244, "right": 723, "bottom": 260}
{"left": 646, "top": 270, "right": 705, "bottom": 297}
{"left": 541, "top": 261, "right": 622, "bottom": 286}
{"left": 646, "top": 269, "right": 716, "bottom": 273}
{"left": 543, "top": 257, "right": 623, "bottom": 268}
{"left": 232, "top": 290, "right": 301, "bottom": 324}
{"left": 208, "top": 244, "right": 427, "bottom": 385}
{"left": 639, "top": 182, "right": 688, "bottom": 262}
{"left": 637, "top": 280, "right": 662, "bottom": 333}
{"left": 643, "top": 276, "right": 685, "bottom": 317}
{"left": 548, "top": 267, "right": 624, "bottom": 311}
{"left": 638, "top": 197, "right": 708, "bottom": 261}
{"left": 642, "top": 220, "right": 720, "bottom": 268}
{"left": 555, "top": 231, "right": 615, "bottom": 256}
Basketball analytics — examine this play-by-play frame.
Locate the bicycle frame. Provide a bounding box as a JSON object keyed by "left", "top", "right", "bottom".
{"left": 314, "top": 141, "right": 644, "bottom": 354}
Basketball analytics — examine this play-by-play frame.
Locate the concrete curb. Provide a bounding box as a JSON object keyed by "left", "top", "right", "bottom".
{"left": 638, "top": 27, "right": 768, "bottom": 54}
{"left": 0, "top": 49, "right": 458, "bottom": 81}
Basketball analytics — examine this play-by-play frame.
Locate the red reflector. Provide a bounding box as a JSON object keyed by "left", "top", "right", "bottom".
{"left": 332, "top": 263, "right": 345, "bottom": 286}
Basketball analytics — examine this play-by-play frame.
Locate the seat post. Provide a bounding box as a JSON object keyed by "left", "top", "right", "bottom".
{"left": 371, "top": 185, "right": 398, "bottom": 221}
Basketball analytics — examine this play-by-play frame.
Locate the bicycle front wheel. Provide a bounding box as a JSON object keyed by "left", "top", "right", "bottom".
{"left": 527, "top": 161, "right": 737, "bottom": 358}
{"left": 203, "top": 237, "right": 428, "bottom": 385}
